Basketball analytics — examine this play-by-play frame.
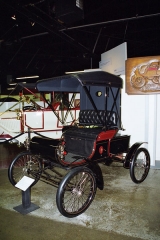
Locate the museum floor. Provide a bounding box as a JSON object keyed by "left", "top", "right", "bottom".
{"left": 0, "top": 142, "right": 160, "bottom": 240}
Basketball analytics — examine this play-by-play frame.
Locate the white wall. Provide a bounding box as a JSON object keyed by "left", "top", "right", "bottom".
{"left": 120, "top": 75, "right": 160, "bottom": 167}
{"left": 156, "top": 95, "right": 160, "bottom": 161}
{"left": 120, "top": 75, "right": 146, "bottom": 146}
{"left": 99, "top": 42, "right": 127, "bottom": 75}
{"left": 99, "top": 43, "right": 160, "bottom": 168}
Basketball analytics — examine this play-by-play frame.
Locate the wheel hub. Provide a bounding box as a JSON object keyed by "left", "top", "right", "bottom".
{"left": 72, "top": 187, "right": 82, "bottom": 197}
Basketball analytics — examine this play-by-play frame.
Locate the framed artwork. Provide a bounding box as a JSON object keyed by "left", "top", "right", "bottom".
{"left": 126, "top": 56, "right": 160, "bottom": 94}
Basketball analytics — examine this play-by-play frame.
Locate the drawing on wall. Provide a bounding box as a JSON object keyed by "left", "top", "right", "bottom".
{"left": 126, "top": 56, "right": 160, "bottom": 94}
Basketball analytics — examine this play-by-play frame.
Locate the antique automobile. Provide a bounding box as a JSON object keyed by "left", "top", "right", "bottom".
{"left": 131, "top": 60, "right": 160, "bottom": 88}
{"left": 8, "top": 71, "right": 150, "bottom": 218}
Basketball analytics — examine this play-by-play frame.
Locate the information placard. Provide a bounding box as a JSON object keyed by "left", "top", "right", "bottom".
{"left": 15, "top": 176, "right": 35, "bottom": 191}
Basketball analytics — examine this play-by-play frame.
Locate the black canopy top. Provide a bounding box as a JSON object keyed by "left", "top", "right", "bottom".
{"left": 36, "top": 71, "right": 123, "bottom": 92}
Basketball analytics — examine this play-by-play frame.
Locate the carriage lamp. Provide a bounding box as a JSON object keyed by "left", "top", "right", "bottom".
{"left": 99, "top": 146, "right": 104, "bottom": 155}
{"left": 96, "top": 91, "right": 102, "bottom": 97}
{"left": 63, "top": 151, "right": 67, "bottom": 156}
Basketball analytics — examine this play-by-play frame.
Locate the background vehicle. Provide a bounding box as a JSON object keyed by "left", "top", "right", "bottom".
{"left": 0, "top": 86, "right": 80, "bottom": 142}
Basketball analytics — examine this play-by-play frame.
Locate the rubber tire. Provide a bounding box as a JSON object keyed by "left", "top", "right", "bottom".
{"left": 8, "top": 151, "right": 42, "bottom": 187}
{"left": 56, "top": 167, "right": 97, "bottom": 218}
{"left": 130, "top": 148, "right": 150, "bottom": 184}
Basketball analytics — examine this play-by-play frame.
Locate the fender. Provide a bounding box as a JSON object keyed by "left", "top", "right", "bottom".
{"left": 88, "top": 163, "right": 104, "bottom": 190}
{"left": 123, "top": 142, "right": 147, "bottom": 169}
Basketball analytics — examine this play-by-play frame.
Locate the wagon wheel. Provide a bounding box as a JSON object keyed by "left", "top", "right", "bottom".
{"left": 130, "top": 148, "right": 150, "bottom": 184}
{"left": 131, "top": 76, "right": 146, "bottom": 88}
{"left": 152, "top": 76, "right": 160, "bottom": 84}
{"left": 56, "top": 167, "right": 97, "bottom": 217}
{"left": 8, "top": 151, "right": 42, "bottom": 187}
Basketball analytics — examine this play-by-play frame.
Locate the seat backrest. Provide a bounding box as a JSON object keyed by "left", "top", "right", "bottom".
{"left": 79, "top": 110, "right": 117, "bottom": 128}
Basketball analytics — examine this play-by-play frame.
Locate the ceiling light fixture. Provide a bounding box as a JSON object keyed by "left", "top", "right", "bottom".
{"left": 8, "top": 82, "right": 17, "bottom": 85}
{"left": 11, "top": 15, "right": 16, "bottom": 20}
{"left": 65, "top": 70, "right": 84, "bottom": 74}
{"left": 31, "top": 22, "right": 35, "bottom": 26}
{"left": 7, "top": 87, "right": 15, "bottom": 90}
{"left": 65, "top": 69, "right": 101, "bottom": 74}
{"left": 16, "top": 75, "right": 39, "bottom": 80}
{"left": 8, "top": 82, "right": 27, "bottom": 85}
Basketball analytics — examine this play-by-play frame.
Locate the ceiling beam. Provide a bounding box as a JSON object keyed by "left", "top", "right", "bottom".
{"left": 4, "top": 2, "right": 98, "bottom": 59}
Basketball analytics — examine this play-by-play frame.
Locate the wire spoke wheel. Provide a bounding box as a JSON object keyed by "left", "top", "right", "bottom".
{"left": 56, "top": 167, "right": 97, "bottom": 217}
{"left": 8, "top": 151, "right": 42, "bottom": 186}
{"left": 130, "top": 148, "right": 150, "bottom": 183}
